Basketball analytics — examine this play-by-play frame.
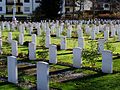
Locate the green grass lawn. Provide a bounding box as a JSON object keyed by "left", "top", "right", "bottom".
{"left": 0, "top": 26, "right": 120, "bottom": 90}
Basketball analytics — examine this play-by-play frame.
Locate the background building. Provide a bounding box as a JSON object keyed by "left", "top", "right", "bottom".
{"left": 0, "top": 0, "right": 120, "bottom": 20}
{"left": 62, "top": 0, "right": 120, "bottom": 19}
{"left": 0, "top": 0, "right": 40, "bottom": 20}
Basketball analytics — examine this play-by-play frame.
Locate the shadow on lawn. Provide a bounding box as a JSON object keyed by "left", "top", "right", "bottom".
{"left": 97, "top": 53, "right": 120, "bottom": 62}
{"left": 18, "top": 65, "right": 36, "bottom": 71}
{"left": 0, "top": 55, "right": 7, "bottom": 59}
{"left": 50, "top": 67, "right": 76, "bottom": 75}
{"left": 61, "top": 72, "right": 108, "bottom": 83}
{"left": 57, "top": 52, "right": 73, "bottom": 56}
{"left": 0, "top": 82, "right": 24, "bottom": 90}
{"left": 18, "top": 58, "right": 102, "bottom": 74}
{"left": 17, "top": 59, "right": 120, "bottom": 90}
{"left": 113, "top": 54, "right": 120, "bottom": 60}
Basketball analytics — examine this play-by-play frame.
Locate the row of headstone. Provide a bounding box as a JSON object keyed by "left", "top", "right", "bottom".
{"left": 49, "top": 43, "right": 112, "bottom": 74}
{"left": 1, "top": 20, "right": 120, "bottom": 41}
{"left": 7, "top": 50, "right": 112, "bottom": 89}
{"left": 7, "top": 56, "right": 49, "bottom": 90}
{"left": 1, "top": 21, "right": 117, "bottom": 56}
{"left": 72, "top": 47, "right": 113, "bottom": 73}
{"left": 2, "top": 33, "right": 84, "bottom": 57}
{"left": 0, "top": 20, "right": 120, "bottom": 29}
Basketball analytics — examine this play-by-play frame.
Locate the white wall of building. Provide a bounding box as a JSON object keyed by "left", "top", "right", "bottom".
{"left": 23, "top": 0, "right": 40, "bottom": 14}
{"left": 0, "top": 0, "right": 40, "bottom": 15}
{"left": 0, "top": 0, "right": 6, "bottom": 14}
{"left": 23, "top": 0, "right": 33, "bottom": 14}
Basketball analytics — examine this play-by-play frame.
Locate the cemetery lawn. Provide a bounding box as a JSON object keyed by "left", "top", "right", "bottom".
{"left": 0, "top": 29, "right": 120, "bottom": 90}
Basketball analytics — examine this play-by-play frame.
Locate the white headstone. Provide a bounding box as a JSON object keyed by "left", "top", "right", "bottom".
{"left": 77, "top": 28, "right": 83, "bottom": 38}
{"left": 29, "top": 25, "right": 33, "bottom": 35}
{"left": 116, "top": 25, "right": 119, "bottom": 35}
{"left": 1, "top": 21, "right": 4, "bottom": 30}
{"left": 111, "top": 27, "right": 116, "bottom": 37}
{"left": 60, "top": 24, "right": 64, "bottom": 33}
{"left": 99, "top": 24, "right": 104, "bottom": 32}
{"left": 21, "top": 24, "right": 25, "bottom": 34}
{"left": 29, "top": 42, "right": 36, "bottom": 60}
{"left": 85, "top": 25, "right": 90, "bottom": 34}
{"left": 12, "top": 40, "right": 18, "bottom": 56}
{"left": 49, "top": 45, "right": 57, "bottom": 64}
{"left": 67, "top": 25, "right": 72, "bottom": 38}
{"left": 104, "top": 30, "right": 109, "bottom": 40}
{"left": 78, "top": 37, "right": 84, "bottom": 49}
{"left": 37, "top": 27, "right": 41, "bottom": 36}
{"left": 91, "top": 27, "right": 96, "bottom": 40}
{"left": 67, "top": 29, "right": 72, "bottom": 38}
{"left": 98, "top": 39, "right": 105, "bottom": 53}
{"left": 19, "top": 33, "right": 24, "bottom": 45}
{"left": 96, "top": 26, "right": 99, "bottom": 34}
{"left": 18, "top": 23, "right": 22, "bottom": 32}
{"left": 32, "top": 34, "right": 36, "bottom": 45}
{"left": 45, "top": 35, "right": 51, "bottom": 48}
{"left": 118, "top": 29, "right": 120, "bottom": 41}
{"left": 6, "top": 22, "right": 10, "bottom": 31}
{"left": 102, "top": 50, "right": 112, "bottom": 73}
{"left": 37, "top": 62, "right": 49, "bottom": 90}
{"left": 8, "top": 32, "right": 12, "bottom": 43}
{"left": 60, "top": 36, "right": 67, "bottom": 50}
{"left": 73, "top": 47, "right": 82, "bottom": 68}
{"left": 11, "top": 23, "right": 15, "bottom": 31}
{"left": 45, "top": 28, "right": 51, "bottom": 48}
{"left": 51, "top": 24, "right": 55, "bottom": 34}
{"left": 46, "top": 27, "right": 50, "bottom": 36}
{"left": 7, "top": 56, "right": 18, "bottom": 84}
{"left": 56, "top": 28, "right": 61, "bottom": 37}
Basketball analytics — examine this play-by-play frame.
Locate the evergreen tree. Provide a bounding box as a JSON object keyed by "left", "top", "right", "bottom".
{"left": 33, "top": 0, "right": 62, "bottom": 20}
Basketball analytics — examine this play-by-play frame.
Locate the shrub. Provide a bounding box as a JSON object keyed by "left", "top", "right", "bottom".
{"left": 82, "top": 40, "right": 99, "bottom": 67}
{"left": 14, "top": 34, "right": 19, "bottom": 41}
{"left": 72, "top": 31, "right": 78, "bottom": 38}
{"left": 2, "top": 48, "right": 11, "bottom": 55}
{"left": 61, "top": 31, "right": 67, "bottom": 36}
{"left": 105, "top": 41, "right": 116, "bottom": 53}
{"left": 37, "top": 31, "right": 48, "bottom": 60}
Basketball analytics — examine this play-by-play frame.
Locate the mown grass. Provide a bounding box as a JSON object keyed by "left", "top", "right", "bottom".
{"left": 0, "top": 26, "right": 120, "bottom": 90}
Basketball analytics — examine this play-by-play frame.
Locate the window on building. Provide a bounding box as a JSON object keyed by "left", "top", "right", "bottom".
{"left": 24, "top": 7, "right": 30, "bottom": 12}
{"left": 24, "top": 0, "right": 29, "bottom": 3}
{"left": 35, "top": 0, "right": 40, "bottom": 3}
{"left": 0, "top": 0, "right": 2, "bottom": 2}
{"left": 0, "top": 7, "right": 2, "bottom": 11}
